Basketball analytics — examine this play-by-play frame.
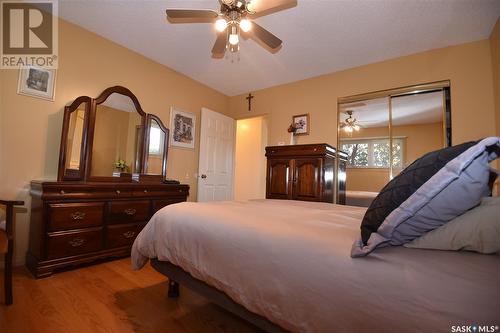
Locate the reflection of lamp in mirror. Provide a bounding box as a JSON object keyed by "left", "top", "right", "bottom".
{"left": 340, "top": 110, "right": 361, "bottom": 133}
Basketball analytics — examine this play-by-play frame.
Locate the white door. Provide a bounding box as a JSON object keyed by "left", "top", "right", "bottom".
{"left": 197, "top": 108, "right": 235, "bottom": 202}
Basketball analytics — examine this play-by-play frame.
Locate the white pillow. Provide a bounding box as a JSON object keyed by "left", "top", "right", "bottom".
{"left": 404, "top": 196, "right": 500, "bottom": 254}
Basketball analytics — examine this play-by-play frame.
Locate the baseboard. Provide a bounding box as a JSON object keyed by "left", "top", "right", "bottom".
{"left": 0, "top": 258, "right": 25, "bottom": 269}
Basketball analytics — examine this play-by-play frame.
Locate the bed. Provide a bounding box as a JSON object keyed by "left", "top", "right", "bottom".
{"left": 345, "top": 190, "right": 378, "bottom": 207}
{"left": 132, "top": 199, "right": 500, "bottom": 333}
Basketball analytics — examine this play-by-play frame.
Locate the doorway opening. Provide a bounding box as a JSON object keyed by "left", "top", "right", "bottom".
{"left": 234, "top": 116, "right": 269, "bottom": 201}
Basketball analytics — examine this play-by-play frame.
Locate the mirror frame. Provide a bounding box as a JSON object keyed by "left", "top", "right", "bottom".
{"left": 87, "top": 86, "right": 147, "bottom": 181}
{"left": 335, "top": 80, "right": 452, "bottom": 203}
{"left": 144, "top": 114, "right": 170, "bottom": 177}
{"left": 57, "top": 86, "right": 169, "bottom": 182}
{"left": 57, "top": 95, "right": 91, "bottom": 181}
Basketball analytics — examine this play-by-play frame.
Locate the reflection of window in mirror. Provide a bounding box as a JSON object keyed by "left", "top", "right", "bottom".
{"left": 149, "top": 123, "right": 163, "bottom": 155}
{"left": 146, "top": 120, "right": 165, "bottom": 175}
{"left": 340, "top": 138, "right": 405, "bottom": 168}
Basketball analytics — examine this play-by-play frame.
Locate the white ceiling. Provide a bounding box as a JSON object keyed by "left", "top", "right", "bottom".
{"left": 58, "top": 0, "right": 500, "bottom": 96}
{"left": 339, "top": 91, "right": 444, "bottom": 128}
{"left": 101, "top": 92, "right": 136, "bottom": 112}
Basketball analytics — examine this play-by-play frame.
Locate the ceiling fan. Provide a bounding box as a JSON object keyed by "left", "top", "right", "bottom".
{"left": 165, "top": 0, "right": 297, "bottom": 57}
{"left": 340, "top": 110, "right": 363, "bottom": 133}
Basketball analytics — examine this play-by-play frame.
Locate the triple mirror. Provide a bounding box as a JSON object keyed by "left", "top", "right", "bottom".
{"left": 58, "top": 86, "right": 169, "bottom": 181}
{"left": 337, "top": 81, "right": 451, "bottom": 201}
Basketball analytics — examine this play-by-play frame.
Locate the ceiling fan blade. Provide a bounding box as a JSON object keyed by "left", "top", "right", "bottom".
{"left": 248, "top": 0, "right": 297, "bottom": 17}
{"left": 248, "top": 22, "right": 282, "bottom": 50}
{"left": 212, "top": 31, "right": 227, "bottom": 57}
{"left": 166, "top": 9, "right": 219, "bottom": 23}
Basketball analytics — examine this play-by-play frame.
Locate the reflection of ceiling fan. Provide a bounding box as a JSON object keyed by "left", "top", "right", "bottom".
{"left": 340, "top": 110, "right": 362, "bottom": 133}
{"left": 165, "top": 0, "right": 297, "bottom": 57}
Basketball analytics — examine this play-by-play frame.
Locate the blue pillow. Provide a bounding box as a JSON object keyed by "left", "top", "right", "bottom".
{"left": 351, "top": 137, "right": 500, "bottom": 257}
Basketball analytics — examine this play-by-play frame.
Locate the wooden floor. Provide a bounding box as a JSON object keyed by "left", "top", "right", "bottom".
{"left": 0, "top": 258, "right": 263, "bottom": 333}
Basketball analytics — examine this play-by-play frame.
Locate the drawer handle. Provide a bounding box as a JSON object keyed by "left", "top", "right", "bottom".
{"left": 60, "top": 190, "right": 65, "bottom": 195}
{"left": 124, "top": 208, "right": 137, "bottom": 216}
{"left": 143, "top": 189, "right": 148, "bottom": 193}
{"left": 71, "top": 211, "right": 86, "bottom": 220}
{"left": 116, "top": 190, "right": 121, "bottom": 194}
{"left": 68, "top": 237, "right": 85, "bottom": 247}
{"left": 123, "top": 231, "right": 136, "bottom": 239}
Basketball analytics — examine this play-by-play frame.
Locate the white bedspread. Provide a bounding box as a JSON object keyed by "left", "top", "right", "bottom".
{"left": 132, "top": 200, "right": 500, "bottom": 333}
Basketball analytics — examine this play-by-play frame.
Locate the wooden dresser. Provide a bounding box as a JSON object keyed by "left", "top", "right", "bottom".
{"left": 265, "top": 143, "right": 346, "bottom": 204}
{"left": 26, "top": 86, "right": 191, "bottom": 278}
{"left": 27, "top": 181, "right": 188, "bottom": 278}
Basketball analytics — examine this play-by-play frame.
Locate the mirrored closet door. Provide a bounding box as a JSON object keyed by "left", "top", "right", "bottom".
{"left": 337, "top": 81, "right": 451, "bottom": 205}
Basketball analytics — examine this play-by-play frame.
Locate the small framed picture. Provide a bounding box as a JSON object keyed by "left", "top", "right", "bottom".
{"left": 17, "top": 66, "right": 57, "bottom": 101}
{"left": 292, "top": 113, "right": 310, "bottom": 135}
{"left": 170, "top": 107, "right": 196, "bottom": 149}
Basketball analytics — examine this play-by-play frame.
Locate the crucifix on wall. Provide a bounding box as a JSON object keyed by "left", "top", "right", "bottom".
{"left": 246, "top": 93, "right": 254, "bottom": 111}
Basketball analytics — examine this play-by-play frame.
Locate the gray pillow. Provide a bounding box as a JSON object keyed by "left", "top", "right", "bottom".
{"left": 404, "top": 196, "right": 500, "bottom": 254}
{"left": 351, "top": 136, "right": 500, "bottom": 257}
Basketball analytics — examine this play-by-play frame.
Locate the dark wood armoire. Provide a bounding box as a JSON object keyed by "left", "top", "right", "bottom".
{"left": 265, "top": 143, "right": 346, "bottom": 204}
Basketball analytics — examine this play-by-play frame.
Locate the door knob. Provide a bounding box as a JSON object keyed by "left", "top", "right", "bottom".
{"left": 201, "top": 174, "right": 207, "bottom": 179}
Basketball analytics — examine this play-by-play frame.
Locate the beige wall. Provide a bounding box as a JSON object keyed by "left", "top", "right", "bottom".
{"left": 0, "top": 18, "right": 229, "bottom": 265}
{"left": 234, "top": 116, "right": 268, "bottom": 200}
{"left": 394, "top": 122, "right": 444, "bottom": 166}
{"left": 228, "top": 40, "right": 496, "bottom": 149}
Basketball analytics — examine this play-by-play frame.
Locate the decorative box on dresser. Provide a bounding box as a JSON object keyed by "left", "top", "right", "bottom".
{"left": 265, "top": 143, "right": 347, "bottom": 204}
{"left": 27, "top": 86, "right": 190, "bottom": 278}
{"left": 27, "top": 182, "right": 188, "bottom": 278}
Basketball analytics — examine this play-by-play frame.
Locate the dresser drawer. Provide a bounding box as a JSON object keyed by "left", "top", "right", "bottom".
{"left": 108, "top": 200, "right": 150, "bottom": 224}
{"left": 106, "top": 223, "right": 145, "bottom": 249}
{"left": 46, "top": 228, "right": 103, "bottom": 260}
{"left": 152, "top": 198, "right": 185, "bottom": 213}
{"left": 47, "top": 188, "right": 132, "bottom": 199}
{"left": 48, "top": 203, "right": 104, "bottom": 231}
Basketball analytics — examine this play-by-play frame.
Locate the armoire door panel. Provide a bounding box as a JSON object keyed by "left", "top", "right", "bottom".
{"left": 266, "top": 159, "right": 291, "bottom": 199}
{"left": 293, "top": 158, "right": 322, "bottom": 201}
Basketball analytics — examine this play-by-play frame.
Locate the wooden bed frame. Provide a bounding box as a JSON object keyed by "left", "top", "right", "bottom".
{"left": 150, "top": 259, "right": 287, "bottom": 333}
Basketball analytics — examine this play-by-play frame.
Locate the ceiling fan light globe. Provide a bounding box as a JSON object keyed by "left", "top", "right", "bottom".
{"left": 246, "top": 1, "right": 255, "bottom": 12}
{"left": 345, "top": 127, "right": 353, "bottom": 133}
{"left": 239, "top": 19, "right": 252, "bottom": 32}
{"left": 215, "top": 18, "right": 228, "bottom": 32}
{"left": 229, "top": 33, "right": 239, "bottom": 45}
{"left": 354, "top": 125, "right": 360, "bottom": 131}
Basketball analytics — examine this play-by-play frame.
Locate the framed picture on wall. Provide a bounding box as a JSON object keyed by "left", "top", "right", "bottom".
{"left": 17, "top": 66, "right": 57, "bottom": 101}
{"left": 292, "top": 113, "right": 310, "bottom": 135}
{"left": 170, "top": 107, "right": 196, "bottom": 149}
